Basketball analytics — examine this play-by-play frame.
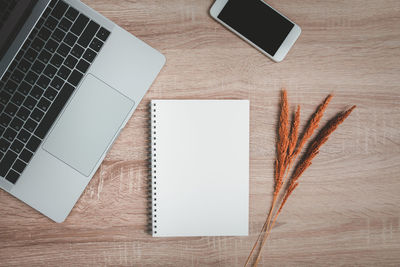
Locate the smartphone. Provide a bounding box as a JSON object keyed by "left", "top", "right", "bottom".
{"left": 210, "top": 0, "right": 301, "bottom": 62}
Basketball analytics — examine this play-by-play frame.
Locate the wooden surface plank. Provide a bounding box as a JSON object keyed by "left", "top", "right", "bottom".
{"left": 1, "top": 0, "right": 400, "bottom": 266}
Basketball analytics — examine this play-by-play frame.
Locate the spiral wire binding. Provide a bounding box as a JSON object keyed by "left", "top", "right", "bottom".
{"left": 149, "top": 102, "right": 157, "bottom": 235}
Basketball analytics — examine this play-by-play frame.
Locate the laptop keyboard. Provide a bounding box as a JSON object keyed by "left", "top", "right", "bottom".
{"left": 0, "top": 0, "right": 110, "bottom": 184}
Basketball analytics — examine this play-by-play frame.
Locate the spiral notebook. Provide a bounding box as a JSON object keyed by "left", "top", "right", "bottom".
{"left": 150, "top": 100, "right": 249, "bottom": 237}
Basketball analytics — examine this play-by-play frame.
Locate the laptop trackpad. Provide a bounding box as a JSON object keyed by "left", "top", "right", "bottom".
{"left": 43, "top": 74, "right": 134, "bottom": 176}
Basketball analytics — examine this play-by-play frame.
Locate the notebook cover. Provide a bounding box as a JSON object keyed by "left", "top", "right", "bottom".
{"left": 150, "top": 100, "right": 249, "bottom": 237}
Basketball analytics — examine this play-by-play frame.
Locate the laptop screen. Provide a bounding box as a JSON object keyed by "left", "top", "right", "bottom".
{"left": 0, "top": 0, "right": 38, "bottom": 61}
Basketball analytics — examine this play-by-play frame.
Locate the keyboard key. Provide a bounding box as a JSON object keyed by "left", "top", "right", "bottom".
{"left": 32, "top": 60, "right": 46, "bottom": 74}
{"left": 50, "top": 54, "right": 63, "bottom": 67}
{"left": 5, "top": 103, "right": 18, "bottom": 117}
{"left": 49, "top": 0, "right": 57, "bottom": 8}
{"left": 45, "top": 39, "right": 59, "bottom": 53}
{"left": 51, "top": 76, "right": 64, "bottom": 90}
{"left": 68, "top": 70, "right": 83, "bottom": 86}
{"left": 43, "top": 6, "right": 51, "bottom": 18}
{"left": 16, "top": 107, "right": 30, "bottom": 121}
{"left": 0, "top": 71, "right": 6, "bottom": 81}
{"left": 37, "top": 17, "right": 45, "bottom": 28}
{"left": 2, "top": 71, "right": 11, "bottom": 82}
{"left": 58, "top": 66, "right": 71, "bottom": 79}
{"left": 5, "top": 80, "right": 18, "bottom": 94}
{"left": 89, "top": 38, "right": 104, "bottom": 52}
{"left": 0, "top": 126, "right": 4, "bottom": 136}
{"left": 38, "top": 27, "right": 51, "bottom": 41}
{"left": 10, "top": 117, "right": 23, "bottom": 131}
{"left": 44, "top": 16, "right": 58, "bottom": 30}
{"left": 13, "top": 159, "right": 27, "bottom": 173}
{"left": 29, "top": 29, "right": 39, "bottom": 40}
{"left": 0, "top": 138, "right": 10, "bottom": 153}
{"left": 24, "top": 119, "right": 38, "bottom": 132}
{"left": 35, "top": 83, "right": 75, "bottom": 139}
{"left": 83, "top": 48, "right": 96, "bottom": 62}
{"left": 0, "top": 91, "right": 11, "bottom": 105}
{"left": 23, "top": 96, "right": 37, "bottom": 110}
{"left": 71, "top": 44, "right": 84, "bottom": 58}
{"left": 4, "top": 71, "right": 13, "bottom": 80}
{"left": 64, "top": 55, "right": 78, "bottom": 69}
{"left": 31, "top": 108, "right": 44, "bottom": 122}
{"left": 44, "top": 88, "right": 57, "bottom": 100}
{"left": 16, "top": 50, "right": 24, "bottom": 61}
{"left": 24, "top": 48, "right": 38, "bottom": 62}
{"left": 9, "top": 62, "right": 19, "bottom": 71}
{"left": 17, "top": 59, "right": 31, "bottom": 72}
{"left": 44, "top": 64, "right": 57, "bottom": 78}
{"left": 96, "top": 27, "right": 111, "bottom": 41}
{"left": 28, "top": 29, "right": 38, "bottom": 41}
{"left": 5, "top": 64, "right": 15, "bottom": 73}
{"left": 4, "top": 128, "right": 17, "bottom": 142}
{"left": 11, "top": 70, "right": 24, "bottom": 83}
{"left": 57, "top": 43, "right": 71, "bottom": 57}
{"left": 10, "top": 140, "right": 23, "bottom": 154}
{"left": 0, "top": 114, "right": 11, "bottom": 128}
{"left": 38, "top": 98, "right": 51, "bottom": 112}
{"left": 32, "top": 38, "right": 45, "bottom": 51}
{"left": 17, "top": 129, "right": 31, "bottom": 143}
{"left": 59, "top": 18, "right": 73, "bottom": 32}
{"left": 64, "top": 32, "right": 78, "bottom": 47}
{"left": 71, "top": 14, "right": 89, "bottom": 36}
{"left": 20, "top": 149, "right": 33, "bottom": 163}
{"left": 26, "top": 135, "right": 41, "bottom": 152}
{"left": 76, "top": 59, "right": 90, "bottom": 73}
{"left": 0, "top": 151, "right": 17, "bottom": 177}
{"left": 25, "top": 71, "right": 39, "bottom": 85}
{"left": 31, "top": 86, "right": 44, "bottom": 100}
{"left": 9, "top": 65, "right": 16, "bottom": 76}
{"left": 22, "top": 39, "right": 32, "bottom": 51}
{"left": 9, "top": 60, "right": 17, "bottom": 71}
{"left": 65, "top": 6, "right": 79, "bottom": 21}
{"left": 5, "top": 169, "right": 20, "bottom": 184}
{"left": 52, "top": 28, "right": 66, "bottom": 42}
{"left": 78, "top": 21, "right": 100, "bottom": 47}
{"left": 18, "top": 82, "right": 32, "bottom": 95}
{"left": 11, "top": 92, "right": 24, "bottom": 106}
{"left": 8, "top": 62, "right": 14, "bottom": 75}
{"left": 37, "top": 75, "right": 51, "bottom": 89}
{"left": 38, "top": 50, "right": 52, "bottom": 63}
{"left": 51, "top": 1, "right": 68, "bottom": 19}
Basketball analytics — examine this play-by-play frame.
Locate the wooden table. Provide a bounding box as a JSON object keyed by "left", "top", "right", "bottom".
{"left": 1, "top": 0, "right": 400, "bottom": 266}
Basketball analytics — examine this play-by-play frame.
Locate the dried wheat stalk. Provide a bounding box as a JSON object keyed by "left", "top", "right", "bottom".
{"left": 245, "top": 90, "right": 355, "bottom": 267}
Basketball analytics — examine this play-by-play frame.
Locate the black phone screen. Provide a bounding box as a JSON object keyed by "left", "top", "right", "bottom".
{"left": 218, "top": 0, "right": 294, "bottom": 56}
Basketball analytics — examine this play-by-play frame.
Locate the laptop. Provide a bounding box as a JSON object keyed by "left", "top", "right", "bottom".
{"left": 0, "top": 0, "right": 165, "bottom": 222}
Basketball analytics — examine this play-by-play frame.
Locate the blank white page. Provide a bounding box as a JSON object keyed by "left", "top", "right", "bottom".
{"left": 151, "top": 100, "right": 249, "bottom": 237}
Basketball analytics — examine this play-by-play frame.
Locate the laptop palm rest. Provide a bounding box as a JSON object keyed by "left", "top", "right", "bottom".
{"left": 43, "top": 74, "right": 134, "bottom": 176}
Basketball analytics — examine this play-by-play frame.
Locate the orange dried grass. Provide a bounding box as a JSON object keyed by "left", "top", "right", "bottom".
{"left": 287, "top": 105, "right": 300, "bottom": 162}
{"left": 275, "top": 90, "right": 289, "bottom": 193}
{"left": 293, "top": 94, "right": 332, "bottom": 158}
{"left": 278, "top": 105, "right": 357, "bottom": 217}
{"left": 245, "top": 90, "right": 290, "bottom": 266}
{"left": 255, "top": 106, "right": 357, "bottom": 265}
{"left": 282, "top": 105, "right": 301, "bottom": 183}
{"left": 245, "top": 91, "right": 356, "bottom": 267}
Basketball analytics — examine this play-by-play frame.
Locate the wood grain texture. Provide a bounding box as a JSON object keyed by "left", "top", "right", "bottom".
{"left": 1, "top": 0, "right": 400, "bottom": 266}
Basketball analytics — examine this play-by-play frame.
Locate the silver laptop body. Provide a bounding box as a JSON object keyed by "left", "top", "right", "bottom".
{"left": 0, "top": 0, "right": 165, "bottom": 222}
